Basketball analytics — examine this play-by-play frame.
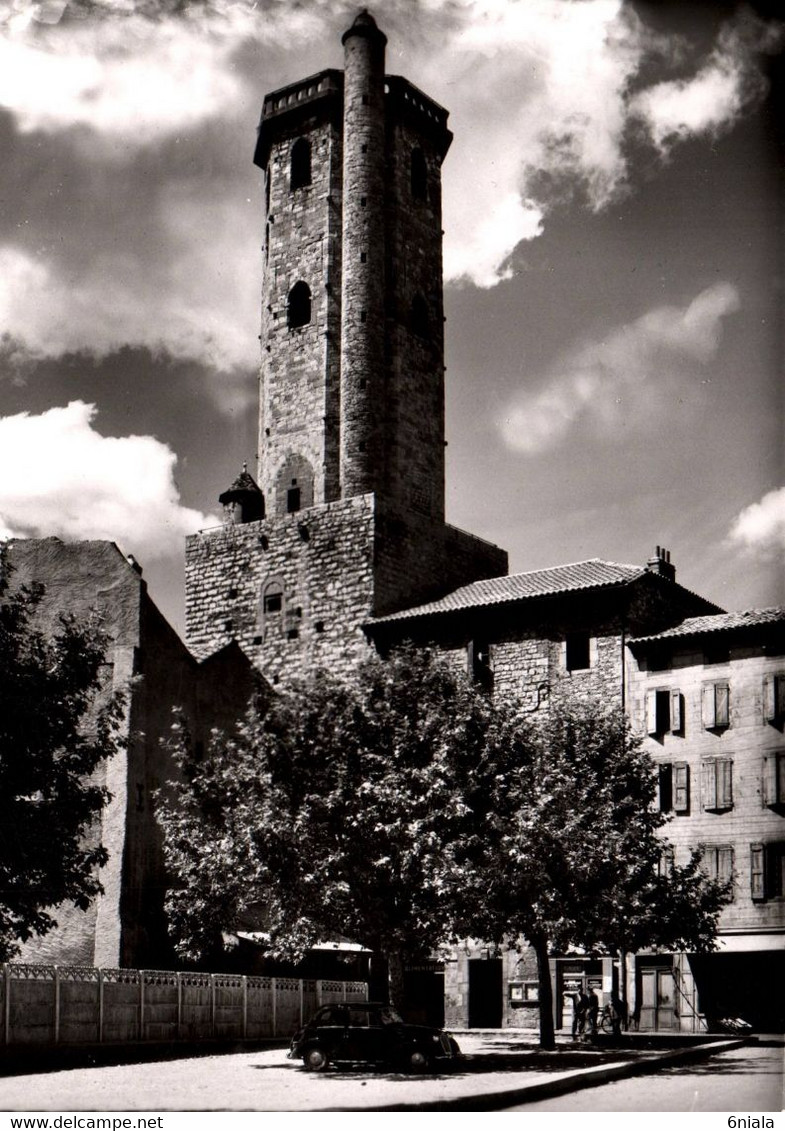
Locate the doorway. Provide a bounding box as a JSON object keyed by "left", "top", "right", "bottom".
{"left": 468, "top": 958, "right": 503, "bottom": 1028}
{"left": 639, "top": 966, "right": 676, "bottom": 1030}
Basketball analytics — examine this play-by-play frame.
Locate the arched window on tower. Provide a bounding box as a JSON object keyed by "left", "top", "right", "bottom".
{"left": 287, "top": 281, "right": 311, "bottom": 329}
{"left": 290, "top": 138, "right": 312, "bottom": 190}
{"left": 411, "top": 293, "right": 429, "bottom": 338}
{"left": 411, "top": 147, "right": 427, "bottom": 200}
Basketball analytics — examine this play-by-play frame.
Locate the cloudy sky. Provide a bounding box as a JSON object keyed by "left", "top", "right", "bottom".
{"left": 0, "top": 0, "right": 782, "bottom": 633}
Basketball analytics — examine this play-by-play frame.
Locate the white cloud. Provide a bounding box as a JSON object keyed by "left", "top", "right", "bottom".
{"left": 630, "top": 14, "right": 783, "bottom": 154}
{"left": 727, "top": 488, "right": 785, "bottom": 558}
{"left": 0, "top": 19, "right": 246, "bottom": 140}
{"left": 0, "top": 0, "right": 779, "bottom": 346}
{"left": 500, "top": 282, "right": 740, "bottom": 453}
{"left": 0, "top": 401, "right": 218, "bottom": 557}
{"left": 0, "top": 209, "right": 261, "bottom": 389}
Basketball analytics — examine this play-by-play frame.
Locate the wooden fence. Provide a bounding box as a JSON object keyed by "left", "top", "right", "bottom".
{"left": 1, "top": 963, "right": 367, "bottom": 1048}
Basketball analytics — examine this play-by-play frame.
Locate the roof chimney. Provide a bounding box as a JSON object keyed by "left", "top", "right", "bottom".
{"left": 646, "top": 545, "right": 676, "bottom": 582}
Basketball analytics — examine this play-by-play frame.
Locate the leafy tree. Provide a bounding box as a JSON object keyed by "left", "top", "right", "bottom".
{"left": 465, "top": 705, "right": 732, "bottom": 1049}
{"left": 0, "top": 552, "right": 125, "bottom": 960}
{"left": 158, "top": 646, "right": 530, "bottom": 1009}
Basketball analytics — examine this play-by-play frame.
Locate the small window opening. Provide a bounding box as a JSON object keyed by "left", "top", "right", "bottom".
{"left": 566, "top": 632, "right": 591, "bottom": 672}
{"left": 360, "top": 196, "right": 367, "bottom": 207}
{"left": 290, "top": 138, "right": 311, "bottom": 190}
{"left": 287, "top": 281, "right": 311, "bottom": 329}
{"left": 411, "top": 147, "right": 427, "bottom": 200}
{"left": 468, "top": 640, "right": 493, "bottom": 693}
{"left": 360, "top": 252, "right": 367, "bottom": 263}
{"left": 287, "top": 627, "right": 300, "bottom": 640}
{"left": 315, "top": 620, "right": 325, "bottom": 633}
{"left": 287, "top": 486, "right": 301, "bottom": 513}
{"left": 411, "top": 294, "right": 429, "bottom": 338}
{"left": 264, "top": 591, "right": 283, "bottom": 614}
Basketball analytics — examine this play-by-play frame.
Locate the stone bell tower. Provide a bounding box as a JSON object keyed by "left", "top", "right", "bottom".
{"left": 254, "top": 8, "right": 451, "bottom": 523}
{"left": 185, "top": 11, "right": 506, "bottom": 680}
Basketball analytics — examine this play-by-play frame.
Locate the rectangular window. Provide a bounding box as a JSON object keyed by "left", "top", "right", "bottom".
{"left": 658, "top": 846, "right": 674, "bottom": 877}
{"left": 565, "top": 632, "right": 590, "bottom": 672}
{"left": 752, "top": 842, "right": 785, "bottom": 900}
{"left": 702, "top": 757, "right": 733, "bottom": 811}
{"left": 704, "top": 844, "right": 734, "bottom": 887}
{"left": 263, "top": 592, "right": 282, "bottom": 614}
{"left": 762, "top": 752, "right": 785, "bottom": 808}
{"left": 673, "top": 762, "right": 689, "bottom": 812}
{"left": 750, "top": 843, "right": 765, "bottom": 900}
{"left": 702, "top": 682, "right": 730, "bottom": 729}
{"left": 767, "top": 843, "right": 785, "bottom": 898}
{"left": 467, "top": 640, "right": 493, "bottom": 692}
{"left": 763, "top": 674, "right": 785, "bottom": 722}
{"left": 646, "top": 689, "right": 683, "bottom": 736}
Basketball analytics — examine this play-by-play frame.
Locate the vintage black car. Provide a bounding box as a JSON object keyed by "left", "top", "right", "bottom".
{"left": 288, "top": 1002, "right": 461, "bottom": 1072}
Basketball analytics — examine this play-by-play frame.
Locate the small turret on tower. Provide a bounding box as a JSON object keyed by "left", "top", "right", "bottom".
{"left": 218, "top": 464, "right": 265, "bottom": 524}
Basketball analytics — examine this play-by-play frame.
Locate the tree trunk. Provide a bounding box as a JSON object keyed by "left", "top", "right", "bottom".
{"left": 387, "top": 949, "right": 407, "bottom": 1016}
{"left": 532, "top": 933, "right": 555, "bottom": 1050}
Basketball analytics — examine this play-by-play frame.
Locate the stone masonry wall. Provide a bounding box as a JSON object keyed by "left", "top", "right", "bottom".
{"left": 382, "top": 114, "right": 447, "bottom": 522}
{"left": 629, "top": 640, "right": 785, "bottom": 936}
{"left": 185, "top": 496, "right": 377, "bottom": 684}
{"left": 260, "top": 117, "right": 343, "bottom": 510}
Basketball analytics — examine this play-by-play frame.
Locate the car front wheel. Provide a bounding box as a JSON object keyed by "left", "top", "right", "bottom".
{"left": 303, "top": 1046, "right": 330, "bottom": 1072}
{"left": 404, "top": 1048, "right": 430, "bottom": 1072}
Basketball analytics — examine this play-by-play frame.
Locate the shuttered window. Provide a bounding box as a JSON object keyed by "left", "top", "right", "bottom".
{"left": 705, "top": 845, "right": 734, "bottom": 888}
{"left": 762, "top": 752, "right": 785, "bottom": 808}
{"left": 646, "top": 689, "right": 683, "bottom": 735}
{"left": 673, "top": 762, "right": 690, "bottom": 812}
{"left": 750, "top": 843, "right": 765, "bottom": 900}
{"left": 702, "top": 682, "right": 730, "bottom": 729}
{"left": 702, "top": 758, "right": 733, "bottom": 811}
{"left": 763, "top": 674, "right": 785, "bottom": 722}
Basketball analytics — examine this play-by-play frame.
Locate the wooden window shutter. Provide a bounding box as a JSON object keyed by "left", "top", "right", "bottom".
{"left": 750, "top": 843, "right": 765, "bottom": 900}
{"left": 777, "top": 752, "right": 785, "bottom": 806}
{"left": 673, "top": 762, "right": 689, "bottom": 812}
{"left": 717, "top": 758, "right": 733, "bottom": 809}
{"left": 715, "top": 683, "right": 730, "bottom": 728}
{"left": 762, "top": 755, "right": 775, "bottom": 807}
{"left": 763, "top": 675, "right": 776, "bottom": 721}
{"left": 702, "top": 760, "right": 717, "bottom": 810}
{"left": 717, "top": 846, "right": 733, "bottom": 885}
{"left": 777, "top": 675, "right": 785, "bottom": 718}
{"left": 702, "top": 685, "right": 716, "bottom": 729}
{"left": 646, "top": 690, "right": 658, "bottom": 735}
{"left": 670, "top": 690, "right": 683, "bottom": 733}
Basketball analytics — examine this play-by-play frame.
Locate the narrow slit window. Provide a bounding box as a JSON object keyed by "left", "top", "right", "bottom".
{"left": 290, "top": 138, "right": 311, "bottom": 190}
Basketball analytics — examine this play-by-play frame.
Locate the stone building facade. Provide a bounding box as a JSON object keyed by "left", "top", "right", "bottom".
{"left": 6, "top": 538, "right": 254, "bottom": 971}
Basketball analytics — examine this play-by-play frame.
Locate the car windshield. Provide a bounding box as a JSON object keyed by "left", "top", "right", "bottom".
{"left": 378, "top": 1007, "right": 404, "bottom": 1025}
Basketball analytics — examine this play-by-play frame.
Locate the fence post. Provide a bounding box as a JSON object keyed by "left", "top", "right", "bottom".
{"left": 242, "top": 976, "right": 248, "bottom": 1040}
{"left": 139, "top": 971, "right": 145, "bottom": 1042}
{"left": 316, "top": 979, "right": 323, "bottom": 1008}
{"left": 53, "top": 967, "right": 60, "bottom": 1045}
{"left": 210, "top": 974, "right": 216, "bottom": 1038}
{"left": 176, "top": 973, "right": 182, "bottom": 1040}
{"left": 98, "top": 969, "right": 104, "bottom": 1043}
{"left": 299, "top": 979, "right": 304, "bottom": 1027}
{"left": 3, "top": 964, "right": 9, "bottom": 1045}
{"left": 271, "top": 978, "right": 277, "bottom": 1037}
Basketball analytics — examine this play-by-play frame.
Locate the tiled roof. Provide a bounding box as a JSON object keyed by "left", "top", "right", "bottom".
{"left": 632, "top": 606, "right": 785, "bottom": 644}
{"left": 370, "top": 559, "right": 646, "bottom": 625}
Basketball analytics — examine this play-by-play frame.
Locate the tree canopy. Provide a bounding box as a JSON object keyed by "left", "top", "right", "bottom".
{"left": 158, "top": 646, "right": 528, "bottom": 1006}
{"left": 0, "top": 553, "right": 125, "bottom": 960}
{"left": 466, "top": 705, "right": 732, "bottom": 1046}
{"left": 159, "top": 647, "right": 730, "bottom": 1040}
